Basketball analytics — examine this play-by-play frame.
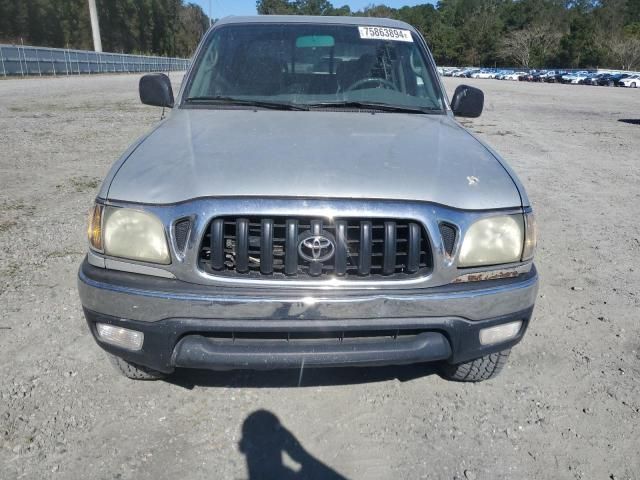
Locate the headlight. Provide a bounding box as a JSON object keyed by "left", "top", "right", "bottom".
{"left": 98, "top": 207, "right": 170, "bottom": 264}
{"left": 459, "top": 215, "right": 524, "bottom": 267}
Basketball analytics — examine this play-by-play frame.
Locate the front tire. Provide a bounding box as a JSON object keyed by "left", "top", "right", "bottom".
{"left": 440, "top": 349, "right": 511, "bottom": 382}
{"left": 108, "top": 354, "right": 167, "bottom": 380}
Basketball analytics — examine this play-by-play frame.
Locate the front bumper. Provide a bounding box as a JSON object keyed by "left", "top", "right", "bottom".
{"left": 78, "top": 260, "right": 538, "bottom": 373}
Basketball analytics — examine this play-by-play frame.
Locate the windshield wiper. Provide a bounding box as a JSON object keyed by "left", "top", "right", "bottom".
{"left": 185, "top": 96, "right": 309, "bottom": 111}
{"left": 306, "top": 101, "right": 438, "bottom": 114}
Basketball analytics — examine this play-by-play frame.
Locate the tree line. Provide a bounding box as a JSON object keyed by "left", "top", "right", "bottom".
{"left": 0, "top": 0, "right": 209, "bottom": 57}
{"left": 258, "top": 0, "right": 640, "bottom": 70}
{"left": 1, "top": 0, "right": 638, "bottom": 68}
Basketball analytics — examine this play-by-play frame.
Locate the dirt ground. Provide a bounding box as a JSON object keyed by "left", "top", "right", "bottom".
{"left": 1, "top": 73, "right": 639, "bottom": 480}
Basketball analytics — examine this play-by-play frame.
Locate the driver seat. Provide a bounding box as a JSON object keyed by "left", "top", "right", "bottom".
{"left": 336, "top": 53, "right": 377, "bottom": 92}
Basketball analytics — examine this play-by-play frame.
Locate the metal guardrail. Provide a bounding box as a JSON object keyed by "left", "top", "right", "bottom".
{"left": 0, "top": 44, "right": 190, "bottom": 77}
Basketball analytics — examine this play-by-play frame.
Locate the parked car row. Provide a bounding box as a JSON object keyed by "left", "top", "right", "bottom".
{"left": 438, "top": 67, "right": 640, "bottom": 87}
{"left": 520, "top": 70, "right": 640, "bottom": 87}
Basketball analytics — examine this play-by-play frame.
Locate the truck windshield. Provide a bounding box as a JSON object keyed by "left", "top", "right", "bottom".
{"left": 184, "top": 23, "right": 445, "bottom": 112}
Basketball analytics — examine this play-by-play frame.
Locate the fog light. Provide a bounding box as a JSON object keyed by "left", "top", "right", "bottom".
{"left": 96, "top": 323, "right": 144, "bottom": 351}
{"left": 479, "top": 321, "right": 522, "bottom": 346}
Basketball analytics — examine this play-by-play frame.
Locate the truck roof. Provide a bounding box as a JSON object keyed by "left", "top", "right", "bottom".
{"left": 214, "top": 15, "right": 416, "bottom": 32}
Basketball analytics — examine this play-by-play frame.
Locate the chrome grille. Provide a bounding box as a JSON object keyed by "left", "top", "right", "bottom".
{"left": 199, "top": 216, "right": 432, "bottom": 279}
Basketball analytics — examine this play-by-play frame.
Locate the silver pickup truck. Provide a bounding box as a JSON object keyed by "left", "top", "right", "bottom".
{"left": 78, "top": 15, "right": 538, "bottom": 382}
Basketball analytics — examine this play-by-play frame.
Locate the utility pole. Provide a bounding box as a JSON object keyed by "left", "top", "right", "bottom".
{"left": 88, "top": 0, "right": 103, "bottom": 52}
{"left": 209, "top": 0, "right": 213, "bottom": 27}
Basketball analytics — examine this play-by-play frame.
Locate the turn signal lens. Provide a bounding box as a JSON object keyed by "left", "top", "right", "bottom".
{"left": 479, "top": 321, "right": 522, "bottom": 346}
{"left": 87, "top": 204, "right": 104, "bottom": 252}
{"left": 96, "top": 323, "right": 144, "bottom": 351}
{"left": 522, "top": 212, "right": 537, "bottom": 261}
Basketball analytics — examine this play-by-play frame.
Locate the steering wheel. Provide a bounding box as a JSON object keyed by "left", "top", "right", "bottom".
{"left": 346, "top": 77, "right": 398, "bottom": 92}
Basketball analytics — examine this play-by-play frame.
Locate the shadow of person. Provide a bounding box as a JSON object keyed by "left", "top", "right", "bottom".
{"left": 239, "top": 410, "right": 348, "bottom": 480}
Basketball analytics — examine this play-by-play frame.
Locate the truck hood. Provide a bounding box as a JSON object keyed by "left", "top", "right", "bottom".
{"left": 106, "top": 109, "right": 521, "bottom": 210}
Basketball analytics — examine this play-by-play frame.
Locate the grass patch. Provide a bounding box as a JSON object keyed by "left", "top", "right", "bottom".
{"left": 70, "top": 176, "right": 100, "bottom": 192}
{"left": 494, "top": 130, "right": 521, "bottom": 137}
{"left": 0, "top": 262, "right": 20, "bottom": 279}
{"left": 0, "top": 201, "right": 35, "bottom": 216}
{"left": 0, "top": 220, "right": 17, "bottom": 233}
{"left": 44, "top": 249, "right": 83, "bottom": 259}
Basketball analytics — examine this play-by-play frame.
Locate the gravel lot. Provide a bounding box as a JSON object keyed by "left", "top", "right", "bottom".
{"left": 1, "top": 73, "right": 639, "bottom": 480}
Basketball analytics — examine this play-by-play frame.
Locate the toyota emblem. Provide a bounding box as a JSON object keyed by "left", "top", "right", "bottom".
{"left": 298, "top": 234, "right": 336, "bottom": 262}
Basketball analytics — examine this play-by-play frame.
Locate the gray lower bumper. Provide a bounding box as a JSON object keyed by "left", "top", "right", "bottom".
{"left": 78, "top": 260, "right": 538, "bottom": 372}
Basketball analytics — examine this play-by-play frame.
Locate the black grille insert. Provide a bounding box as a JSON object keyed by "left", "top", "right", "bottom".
{"left": 199, "top": 216, "right": 432, "bottom": 279}
{"left": 439, "top": 223, "right": 457, "bottom": 256}
{"left": 174, "top": 218, "right": 192, "bottom": 254}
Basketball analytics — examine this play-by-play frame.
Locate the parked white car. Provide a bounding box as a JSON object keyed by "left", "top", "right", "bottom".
{"left": 619, "top": 75, "right": 639, "bottom": 87}
{"left": 570, "top": 73, "right": 591, "bottom": 84}
{"left": 453, "top": 69, "right": 471, "bottom": 77}
{"left": 504, "top": 72, "right": 526, "bottom": 81}
{"left": 472, "top": 71, "right": 495, "bottom": 79}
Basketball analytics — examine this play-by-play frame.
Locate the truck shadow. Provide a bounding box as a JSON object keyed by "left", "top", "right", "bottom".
{"left": 166, "top": 363, "right": 440, "bottom": 389}
{"left": 238, "top": 409, "right": 348, "bottom": 480}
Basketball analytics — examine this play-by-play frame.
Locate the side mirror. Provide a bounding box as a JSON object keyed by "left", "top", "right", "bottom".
{"left": 139, "top": 73, "right": 174, "bottom": 108}
{"left": 451, "top": 85, "right": 483, "bottom": 118}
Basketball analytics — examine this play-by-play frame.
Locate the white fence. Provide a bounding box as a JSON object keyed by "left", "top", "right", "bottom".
{"left": 0, "top": 44, "right": 190, "bottom": 77}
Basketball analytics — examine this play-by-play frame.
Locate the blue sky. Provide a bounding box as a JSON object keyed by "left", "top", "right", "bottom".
{"left": 191, "top": 1, "right": 434, "bottom": 18}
